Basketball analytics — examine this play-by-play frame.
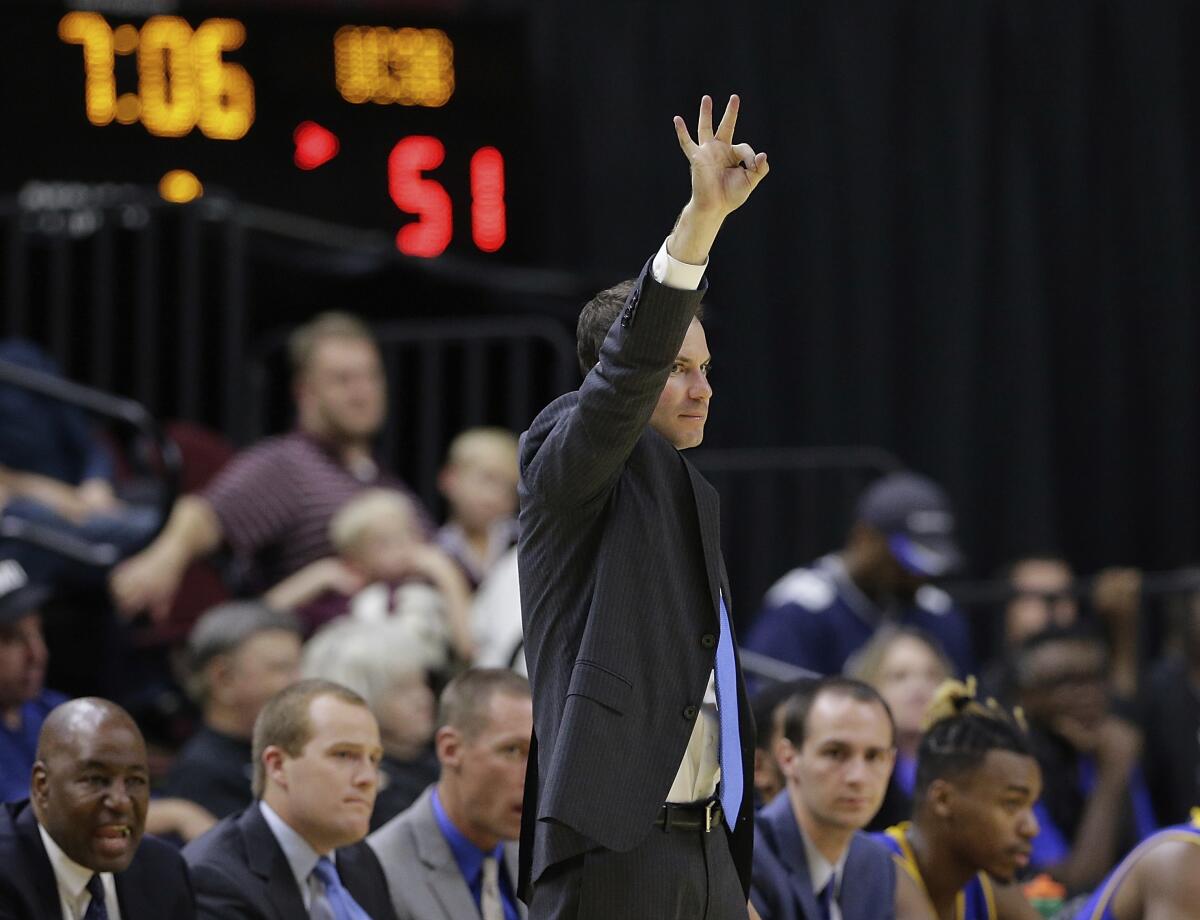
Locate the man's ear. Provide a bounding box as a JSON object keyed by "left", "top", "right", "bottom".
{"left": 262, "top": 746, "right": 287, "bottom": 791}
{"left": 927, "top": 777, "right": 955, "bottom": 820}
{"left": 773, "top": 737, "right": 798, "bottom": 777}
{"left": 435, "top": 726, "right": 463, "bottom": 770}
{"left": 30, "top": 761, "right": 49, "bottom": 810}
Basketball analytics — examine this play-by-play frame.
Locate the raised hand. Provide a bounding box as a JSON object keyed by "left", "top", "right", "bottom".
{"left": 667, "top": 94, "right": 769, "bottom": 265}
{"left": 673, "top": 94, "right": 769, "bottom": 218}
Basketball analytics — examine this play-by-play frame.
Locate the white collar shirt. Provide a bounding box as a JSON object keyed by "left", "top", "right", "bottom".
{"left": 36, "top": 823, "right": 122, "bottom": 920}
{"left": 801, "top": 826, "right": 849, "bottom": 920}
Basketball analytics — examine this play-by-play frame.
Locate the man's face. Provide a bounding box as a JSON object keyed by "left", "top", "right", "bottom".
{"left": 1006, "top": 560, "right": 1077, "bottom": 646}
{"left": 940, "top": 750, "right": 1041, "bottom": 882}
{"left": 0, "top": 613, "right": 47, "bottom": 710}
{"left": 648, "top": 318, "right": 712, "bottom": 450}
{"left": 32, "top": 717, "right": 149, "bottom": 872}
{"left": 1019, "top": 639, "right": 1108, "bottom": 731}
{"left": 297, "top": 337, "right": 386, "bottom": 443}
{"left": 268, "top": 695, "right": 383, "bottom": 852}
{"left": 440, "top": 692, "right": 532, "bottom": 849}
{"left": 220, "top": 630, "right": 302, "bottom": 728}
{"left": 781, "top": 693, "right": 895, "bottom": 834}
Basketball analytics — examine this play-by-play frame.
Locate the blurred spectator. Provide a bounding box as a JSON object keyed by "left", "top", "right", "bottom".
{"left": 981, "top": 557, "right": 1141, "bottom": 703}
{"left": 302, "top": 618, "right": 439, "bottom": 829}
{"left": 0, "top": 339, "right": 159, "bottom": 586}
{"left": 745, "top": 471, "right": 973, "bottom": 677}
{"left": 750, "top": 678, "right": 898, "bottom": 920}
{"left": 110, "top": 312, "right": 429, "bottom": 622}
{"left": 470, "top": 547, "right": 526, "bottom": 672}
{"left": 164, "top": 601, "right": 302, "bottom": 819}
{"left": 368, "top": 668, "right": 531, "bottom": 920}
{"left": 182, "top": 679, "right": 397, "bottom": 919}
{"left": 1141, "top": 591, "right": 1200, "bottom": 826}
{"left": 873, "top": 679, "right": 1041, "bottom": 920}
{"left": 749, "top": 678, "right": 817, "bottom": 808}
{"left": 846, "top": 625, "right": 952, "bottom": 831}
{"left": 267, "top": 488, "right": 475, "bottom": 661}
{"left": 436, "top": 427, "right": 520, "bottom": 589}
{"left": 0, "top": 558, "right": 66, "bottom": 803}
{"left": 1014, "top": 625, "right": 1156, "bottom": 893}
{"left": 0, "top": 698, "right": 194, "bottom": 917}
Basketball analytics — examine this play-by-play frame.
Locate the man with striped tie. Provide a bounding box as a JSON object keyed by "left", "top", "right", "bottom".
{"left": 516, "top": 94, "right": 770, "bottom": 919}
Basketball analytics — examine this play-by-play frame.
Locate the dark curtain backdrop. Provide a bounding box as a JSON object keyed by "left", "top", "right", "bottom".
{"left": 522, "top": 0, "right": 1200, "bottom": 580}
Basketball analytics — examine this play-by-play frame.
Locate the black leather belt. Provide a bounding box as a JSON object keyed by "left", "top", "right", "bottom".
{"left": 655, "top": 799, "right": 722, "bottom": 833}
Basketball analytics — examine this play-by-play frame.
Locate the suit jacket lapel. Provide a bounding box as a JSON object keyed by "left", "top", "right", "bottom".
{"left": 764, "top": 796, "right": 824, "bottom": 920}
{"left": 240, "top": 804, "right": 309, "bottom": 920}
{"left": 839, "top": 835, "right": 877, "bottom": 920}
{"left": 684, "top": 460, "right": 722, "bottom": 619}
{"left": 412, "top": 791, "right": 485, "bottom": 920}
{"left": 14, "top": 803, "right": 62, "bottom": 918}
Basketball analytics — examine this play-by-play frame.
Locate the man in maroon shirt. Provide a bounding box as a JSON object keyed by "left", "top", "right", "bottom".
{"left": 110, "top": 312, "right": 425, "bottom": 621}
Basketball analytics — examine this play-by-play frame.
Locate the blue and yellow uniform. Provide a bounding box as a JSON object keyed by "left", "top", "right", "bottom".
{"left": 1073, "top": 810, "right": 1200, "bottom": 920}
{"left": 874, "top": 824, "right": 997, "bottom": 920}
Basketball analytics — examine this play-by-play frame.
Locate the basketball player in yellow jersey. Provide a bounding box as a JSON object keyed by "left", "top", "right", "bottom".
{"left": 1073, "top": 809, "right": 1200, "bottom": 920}
{"left": 874, "top": 680, "right": 1043, "bottom": 920}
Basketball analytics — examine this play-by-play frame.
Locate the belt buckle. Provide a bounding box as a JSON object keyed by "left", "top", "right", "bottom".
{"left": 704, "top": 800, "right": 719, "bottom": 832}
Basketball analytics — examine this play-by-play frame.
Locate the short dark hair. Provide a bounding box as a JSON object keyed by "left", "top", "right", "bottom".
{"left": 913, "top": 678, "right": 1033, "bottom": 800}
{"left": 251, "top": 679, "right": 369, "bottom": 797}
{"left": 779, "top": 676, "right": 895, "bottom": 749}
{"left": 575, "top": 279, "right": 704, "bottom": 375}
{"left": 437, "top": 668, "right": 530, "bottom": 740}
{"left": 1012, "top": 622, "right": 1107, "bottom": 690}
{"left": 751, "top": 678, "right": 818, "bottom": 752}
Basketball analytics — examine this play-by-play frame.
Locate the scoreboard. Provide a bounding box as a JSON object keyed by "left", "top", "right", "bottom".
{"left": 1, "top": 2, "right": 534, "bottom": 260}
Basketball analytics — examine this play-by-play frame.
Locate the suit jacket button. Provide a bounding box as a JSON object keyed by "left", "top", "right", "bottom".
{"left": 701, "top": 634, "right": 716, "bottom": 649}
{"left": 682, "top": 705, "right": 699, "bottom": 720}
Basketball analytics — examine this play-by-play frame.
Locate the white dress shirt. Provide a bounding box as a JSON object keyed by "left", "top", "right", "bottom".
{"left": 37, "top": 824, "right": 122, "bottom": 920}
{"left": 801, "top": 827, "right": 849, "bottom": 920}
{"left": 650, "top": 238, "right": 724, "bottom": 805}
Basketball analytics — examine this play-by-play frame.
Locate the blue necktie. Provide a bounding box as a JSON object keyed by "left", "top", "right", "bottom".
{"left": 817, "top": 877, "right": 835, "bottom": 920}
{"left": 312, "top": 856, "right": 372, "bottom": 920}
{"left": 715, "top": 592, "right": 743, "bottom": 829}
{"left": 83, "top": 874, "right": 108, "bottom": 920}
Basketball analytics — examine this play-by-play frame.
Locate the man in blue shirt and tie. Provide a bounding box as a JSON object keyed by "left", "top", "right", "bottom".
{"left": 369, "top": 668, "right": 532, "bottom": 920}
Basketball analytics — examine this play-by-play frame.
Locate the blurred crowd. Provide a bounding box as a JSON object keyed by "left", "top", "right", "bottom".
{"left": 0, "top": 312, "right": 1196, "bottom": 918}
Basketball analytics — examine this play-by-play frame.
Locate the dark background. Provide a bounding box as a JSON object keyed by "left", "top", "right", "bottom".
{"left": 4, "top": 0, "right": 1200, "bottom": 612}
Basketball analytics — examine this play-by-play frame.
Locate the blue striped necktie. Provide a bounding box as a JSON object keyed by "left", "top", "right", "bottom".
{"left": 312, "top": 856, "right": 372, "bottom": 920}
{"left": 83, "top": 874, "right": 108, "bottom": 920}
{"left": 715, "top": 592, "right": 743, "bottom": 829}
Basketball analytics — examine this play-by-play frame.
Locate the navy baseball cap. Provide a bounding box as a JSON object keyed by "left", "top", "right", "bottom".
{"left": 856, "top": 472, "right": 963, "bottom": 578}
{"left": 0, "top": 559, "right": 51, "bottom": 624}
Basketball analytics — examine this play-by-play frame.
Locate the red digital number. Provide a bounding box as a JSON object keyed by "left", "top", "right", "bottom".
{"left": 387, "top": 135, "right": 452, "bottom": 257}
{"left": 470, "top": 146, "right": 506, "bottom": 252}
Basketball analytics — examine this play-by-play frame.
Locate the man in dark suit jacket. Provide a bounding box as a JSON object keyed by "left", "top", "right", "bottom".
{"left": 517, "top": 95, "right": 771, "bottom": 919}
{"left": 750, "top": 678, "right": 899, "bottom": 920}
{"left": 0, "top": 697, "right": 195, "bottom": 919}
{"left": 182, "top": 679, "right": 397, "bottom": 920}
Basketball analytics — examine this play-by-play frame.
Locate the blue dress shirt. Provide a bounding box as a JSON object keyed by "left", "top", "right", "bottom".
{"left": 430, "top": 789, "right": 519, "bottom": 920}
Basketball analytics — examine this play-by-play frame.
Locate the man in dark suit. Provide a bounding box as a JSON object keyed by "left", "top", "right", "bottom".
{"left": 517, "top": 94, "right": 770, "bottom": 919}
{"left": 0, "top": 696, "right": 195, "bottom": 918}
{"left": 182, "top": 679, "right": 396, "bottom": 920}
{"left": 369, "top": 669, "right": 532, "bottom": 919}
{"left": 751, "top": 678, "right": 902, "bottom": 920}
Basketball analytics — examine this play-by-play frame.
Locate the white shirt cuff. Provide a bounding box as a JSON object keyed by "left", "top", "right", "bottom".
{"left": 651, "top": 237, "right": 708, "bottom": 291}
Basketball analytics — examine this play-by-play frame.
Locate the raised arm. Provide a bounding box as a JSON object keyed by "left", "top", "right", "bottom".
{"left": 523, "top": 95, "right": 769, "bottom": 508}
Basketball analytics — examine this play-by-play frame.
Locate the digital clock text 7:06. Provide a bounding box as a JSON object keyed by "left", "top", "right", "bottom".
{"left": 59, "top": 12, "right": 254, "bottom": 140}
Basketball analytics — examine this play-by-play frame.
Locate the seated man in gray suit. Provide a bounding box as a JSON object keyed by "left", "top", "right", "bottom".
{"left": 369, "top": 668, "right": 532, "bottom": 920}
{"left": 183, "top": 679, "right": 397, "bottom": 920}
{"left": 752, "top": 677, "right": 928, "bottom": 920}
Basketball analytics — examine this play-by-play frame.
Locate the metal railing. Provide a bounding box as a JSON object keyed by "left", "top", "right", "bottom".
{"left": 0, "top": 357, "right": 180, "bottom": 566}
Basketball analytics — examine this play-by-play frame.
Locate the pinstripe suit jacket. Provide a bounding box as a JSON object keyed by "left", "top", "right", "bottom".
{"left": 516, "top": 263, "right": 755, "bottom": 897}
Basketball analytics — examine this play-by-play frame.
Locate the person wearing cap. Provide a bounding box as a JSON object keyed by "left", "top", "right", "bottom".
{"left": 745, "top": 472, "right": 973, "bottom": 678}
{"left": 164, "top": 601, "right": 303, "bottom": 819}
{"left": 0, "top": 558, "right": 68, "bottom": 804}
